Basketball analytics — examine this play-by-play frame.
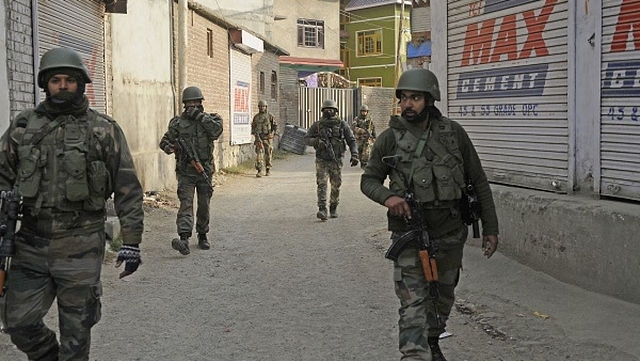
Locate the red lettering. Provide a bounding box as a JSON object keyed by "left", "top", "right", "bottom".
{"left": 461, "top": 19, "right": 496, "bottom": 66}
{"left": 489, "top": 14, "right": 518, "bottom": 63}
{"left": 468, "top": 1, "right": 482, "bottom": 17}
{"left": 519, "top": 0, "right": 557, "bottom": 59}
{"left": 611, "top": 0, "right": 640, "bottom": 52}
{"left": 85, "top": 48, "right": 97, "bottom": 105}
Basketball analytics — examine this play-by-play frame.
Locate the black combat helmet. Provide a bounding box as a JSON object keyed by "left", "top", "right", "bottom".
{"left": 395, "top": 68, "right": 441, "bottom": 101}
{"left": 37, "top": 47, "right": 92, "bottom": 89}
{"left": 182, "top": 86, "right": 204, "bottom": 102}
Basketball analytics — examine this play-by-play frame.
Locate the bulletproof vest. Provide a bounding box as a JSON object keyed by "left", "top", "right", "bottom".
{"left": 16, "top": 110, "right": 109, "bottom": 214}
{"left": 172, "top": 114, "right": 214, "bottom": 170}
{"left": 253, "top": 112, "right": 273, "bottom": 135}
{"left": 389, "top": 116, "right": 465, "bottom": 204}
{"left": 354, "top": 116, "right": 373, "bottom": 132}
{"left": 316, "top": 118, "right": 346, "bottom": 160}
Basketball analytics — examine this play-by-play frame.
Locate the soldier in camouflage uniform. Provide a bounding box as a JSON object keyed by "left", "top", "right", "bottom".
{"left": 360, "top": 69, "right": 499, "bottom": 361}
{"left": 0, "top": 47, "right": 144, "bottom": 361}
{"left": 251, "top": 100, "right": 278, "bottom": 177}
{"left": 305, "top": 99, "right": 359, "bottom": 221}
{"left": 159, "top": 86, "right": 223, "bottom": 254}
{"left": 352, "top": 104, "right": 377, "bottom": 169}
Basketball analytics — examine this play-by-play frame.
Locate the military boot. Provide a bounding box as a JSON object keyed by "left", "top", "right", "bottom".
{"left": 265, "top": 168, "right": 270, "bottom": 176}
{"left": 329, "top": 204, "right": 338, "bottom": 218}
{"left": 256, "top": 170, "right": 262, "bottom": 178}
{"left": 198, "top": 233, "right": 210, "bottom": 250}
{"left": 316, "top": 206, "right": 328, "bottom": 221}
{"left": 171, "top": 235, "right": 190, "bottom": 255}
{"left": 428, "top": 337, "right": 448, "bottom": 361}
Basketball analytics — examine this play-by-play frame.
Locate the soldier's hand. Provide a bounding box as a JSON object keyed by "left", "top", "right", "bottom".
{"left": 384, "top": 196, "right": 412, "bottom": 219}
{"left": 115, "top": 244, "right": 142, "bottom": 279}
{"left": 350, "top": 156, "right": 359, "bottom": 167}
{"left": 163, "top": 144, "right": 175, "bottom": 155}
{"left": 482, "top": 235, "right": 499, "bottom": 259}
{"left": 210, "top": 112, "right": 222, "bottom": 120}
{"left": 187, "top": 107, "right": 205, "bottom": 121}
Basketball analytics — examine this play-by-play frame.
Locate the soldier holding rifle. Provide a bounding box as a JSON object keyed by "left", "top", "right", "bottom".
{"left": 360, "top": 69, "right": 499, "bottom": 361}
{"left": 160, "top": 86, "right": 223, "bottom": 254}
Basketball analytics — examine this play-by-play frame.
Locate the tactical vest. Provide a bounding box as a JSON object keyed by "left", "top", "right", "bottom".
{"left": 389, "top": 116, "right": 465, "bottom": 204}
{"left": 316, "top": 118, "right": 346, "bottom": 160}
{"left": 16, "top": 110, "right": 110, "bottom": 214}
{"left": 354, "top": 117, "right": 373, "bottom": 132}
{"left": 253, "top": 112, "right": 274, "bottom": 138}
{"left": 171, "top": 114, "right": 214, "bottom": 172}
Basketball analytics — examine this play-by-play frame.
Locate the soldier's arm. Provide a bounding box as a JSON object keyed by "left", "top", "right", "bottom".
{"left": 304, "top": 122, "right": 320, "bottom": 147}
{"left": 0, "top": 114, "right": 29, "bottom": 191}
{"left": 360, "top": 130, "right": 395, "bottom": 205}
{"left": 159, "top": 118, "right": 178, "bottom": 150}
{"left": 201, "top": 113, "right": 223, "bottom": 141}
{"left": 107, "top": 122, "right": 145, "bottom": 245}
{"left": 342, "top": 121, "right": 358, "bottom": 157}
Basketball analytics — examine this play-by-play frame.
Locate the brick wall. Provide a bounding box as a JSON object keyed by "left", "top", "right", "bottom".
{"left": 360, "top": 86, "right": 396, "bottom": 134}
{"left": 279, "top": 66, "right": 300, "bottom": 127}
{"left": 252, "top": 50, "right": 281, "bottom": 132}
{"left": 7, "top": 0, "right": 35, "bottom": 118}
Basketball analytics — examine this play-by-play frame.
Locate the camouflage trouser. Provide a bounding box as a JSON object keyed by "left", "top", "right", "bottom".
{"left": 0, "top": 230, "right": 105, "bottom": 361}
{"left": 177, "top": 172, "right": 213, "bottom": 237}
{"left": 356, "top": 140, "right": 371, "bottom": 166}
{"left": 392, "top": 227, "right": 467, "bottom": 360}
{"left": 315, "top": 158, "right": 343, "bottom": 207}
{"left": 255, "top": 138, "right": 274, "bottom": 172}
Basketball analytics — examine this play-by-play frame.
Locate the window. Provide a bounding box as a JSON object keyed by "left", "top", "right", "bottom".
{"left": 259, "top": 71, "right": 265, "bottom": 94}
{"left": 271, "top": 71, "right": 278, "bottom": 100}
{"left": 297, "top": 19, "right": 324, "bottom": 48}
{"left": 357, "top": 29, "right": 383, "bottom": 56}
{"left": 358, "top": 77, "right": 382, "bottom": 87}
{"left": 207, "top": 29, "right": 213, "bottom": 58}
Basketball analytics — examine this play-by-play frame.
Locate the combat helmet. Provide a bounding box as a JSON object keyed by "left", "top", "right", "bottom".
{"left": 258, "top": 100, "right": 268, "bottom": 107}
{"left": 321, "top": 99, "right": 338, "bottom": 111}
{"left": 182, "top": 86, "right": 204, "bottom": 102}
{"left": 359, "top": 105, "right": 369, "bottom": 111}
{"left": 395, "top": 68, "right": 441, "bottom": 101}
{"left": 37, "top": 47, "right": 92, "bottom": 88}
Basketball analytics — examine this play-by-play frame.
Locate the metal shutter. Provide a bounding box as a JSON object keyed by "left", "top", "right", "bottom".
{"left": 446, "top": 0, "right": 570, "bottom": 192}
{"left": 411, "top": 7, "right": 431, "bottom": 33}
{"left": 37, "top": 0, "right": 106, "bottom": 113}
{"left": 600, "top": 0, "right": 640, "bottom": 201}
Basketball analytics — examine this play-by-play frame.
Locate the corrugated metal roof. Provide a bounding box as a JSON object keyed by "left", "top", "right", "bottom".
{"left": 345, "top": 0, "right": 411, "bottom": 11}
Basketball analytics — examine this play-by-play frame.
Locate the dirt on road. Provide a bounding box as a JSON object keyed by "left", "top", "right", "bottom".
{"left": 2, "top": 150, "right": 640, "bottom": 361}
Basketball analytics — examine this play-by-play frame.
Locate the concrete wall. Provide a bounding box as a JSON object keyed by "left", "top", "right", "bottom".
{"left": 196, "top": 0, "right": 273, "bottom": 39}
{"left": 430, "top": 1, "right": 640, "bottom": 304}
{"left": 109, "top": 0, "right": 175, "bottom": 191}
{"left": 272, "top": 0, "right": 340, "bottom": 61}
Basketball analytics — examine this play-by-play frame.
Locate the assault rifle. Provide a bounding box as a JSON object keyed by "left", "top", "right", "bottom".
{"left": 0, "top": 188, "right": 22, "bottom": 298}
{"left": 176, "top": 137, "right": 214, "bottom": 191}
{"left": 254, "top": 132, "right": 264, "bottom": 150}
{"left": 382, "top": 155, "right": 442, "bottom": 327}
{"left": 460, "top": 179, "right": 481, "bottom": 239}
{"left": 318, "top": 127, "right": 338, "bottom": 163}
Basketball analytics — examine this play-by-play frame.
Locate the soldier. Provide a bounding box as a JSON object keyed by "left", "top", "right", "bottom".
{"left": 0, "top": 47, "right": 144, "bottom": 360}
{"left": 360, "top": 68, "right": 499, "bottom": 361}
{"left": 159, "top": 86, "right": 223, "bottom": 254}
{"left": 251, "top": 100, "right": 278, "bottom": 177}
{"left": 305, "top": 99, "right": 359, "bottom": 221}
{"left": 352, "top": 104, "right": 377, "bottom": 168}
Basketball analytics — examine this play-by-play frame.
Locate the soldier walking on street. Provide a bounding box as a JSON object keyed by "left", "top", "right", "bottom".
{"left": 360, "top": 68, "right": 500, "bottom": 361}
{"left": 305, "top": 99, "right": 359, "bottom": 221}
{"left": 0, "top": 47, "right": 145, "bottom": 361}
{"left": 251, "top": 100, "right": 278, "bottom": 177}
{"left": 352, "top": 104, "right": 377, "bottom": 169}
{"left": 159, "top": 86, "right": 223, "bottom": 254}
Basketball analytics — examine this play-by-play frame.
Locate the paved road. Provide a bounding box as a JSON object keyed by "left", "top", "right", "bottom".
{"left": 1, "top": 150, "right": 639, "bottom": 360}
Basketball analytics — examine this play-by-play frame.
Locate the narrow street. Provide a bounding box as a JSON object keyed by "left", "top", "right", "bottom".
{"left": 2, "top": 151, "right": 640, "bottom": 361}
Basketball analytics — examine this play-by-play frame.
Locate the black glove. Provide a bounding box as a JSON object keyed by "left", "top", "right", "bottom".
{"left": 350, "top": 156, "right": 359, "bottom": 167}
{"left": 115, "top": 244, "right": 141, "bottom": 279}
{"left": 210, "top": 112, "right": 222, "bottom": 120}
{"left": 187, "top": 107, "right": 205, "bottom": 121}
{"left": 163, "top": 144, "right": 174, "bottom": 155}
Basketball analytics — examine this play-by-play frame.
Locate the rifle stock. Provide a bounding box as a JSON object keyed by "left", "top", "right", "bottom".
{"left": 176, "top": 137, "right": 214, "bottom": 191}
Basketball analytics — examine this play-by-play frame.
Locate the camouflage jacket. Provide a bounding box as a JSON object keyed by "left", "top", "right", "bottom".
{"left": 0, "top": 101, "right": 144, "bottom": 244}
{"left": 251, "top": 112, "right": 277, "bottom": 139}
{"left": 159, "top": 111, "right": 223, "bottom": 175}
{"left": 353, "top": 116, "right": 376, "bottom": 138}
{"left": 304, "top": 116, "right": 358, "bottom": 161}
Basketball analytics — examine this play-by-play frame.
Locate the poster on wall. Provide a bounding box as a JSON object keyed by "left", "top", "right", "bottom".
{"left": 230, "top": 50, "right": 252, "bottom": 145}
